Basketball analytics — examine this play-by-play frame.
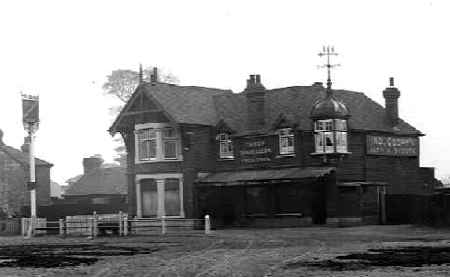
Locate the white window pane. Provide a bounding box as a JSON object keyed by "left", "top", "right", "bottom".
{"left": 315, "top": 133, "right": 324, "bottom": 153}
{"left": 336, "top": 132, "right": 348, "bottom": 152}
{"left": 163, "top": 127, "right": 176, "bottom": 138}
{"left": 324, "top": 132, "right": 334, "bottom": 153}
{"left": 164, "top": 140, "right": 177, "bottom": 159}
{"left": 149, "top": 140, "right": 157, "bottom": 158}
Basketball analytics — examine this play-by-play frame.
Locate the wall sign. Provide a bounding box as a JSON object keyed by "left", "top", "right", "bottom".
{"left": 367, "top": 135, "right": 419, "bottom": 156}
{"left": 239, "top": 138, "right": 273, "bottom": 164}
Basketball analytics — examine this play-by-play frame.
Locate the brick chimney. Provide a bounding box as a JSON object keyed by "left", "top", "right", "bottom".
{"left": 244, "top": 74, "right": 266, "bottom": 130}
{"left": 383, "top": 77, "right": 401, "bottom": 126}
{"left": 82, "top": 156, "right": 103, "bottom": 175}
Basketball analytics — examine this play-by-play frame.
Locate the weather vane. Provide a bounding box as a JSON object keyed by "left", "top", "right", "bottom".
{"left": 318, "top": 46, "right": 340, "bottom": 91}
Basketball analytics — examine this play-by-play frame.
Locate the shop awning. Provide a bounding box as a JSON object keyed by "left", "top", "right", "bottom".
{"left": 197, "top": 167, "right": 335, "bottom": 187}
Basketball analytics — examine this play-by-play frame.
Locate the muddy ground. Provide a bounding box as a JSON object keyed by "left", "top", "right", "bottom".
{"left": 0, "top": 225, "right": 450, "bottom": 276}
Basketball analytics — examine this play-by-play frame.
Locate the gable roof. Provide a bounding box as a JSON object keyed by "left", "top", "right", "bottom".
{"left": 110, "top": 82, "right": 421, "bottom": 136}
{"left": 0, "top": 144, "right": 53, "bottom": 167}
{"left": 64, "top": 166, "right": 126, "bottom": 196}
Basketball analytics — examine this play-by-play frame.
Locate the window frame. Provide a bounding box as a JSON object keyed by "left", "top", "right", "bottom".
{"left": 135, "top": 123, "right": 183, "bottom": 163}
{"left": 278, "top": 128, "right": 295, "bottom": 155}
{"left": 216, "top": 133, "right": 234, "bottom": 159}
{"left": 313, "top": 119, "right": 349, "bottom": 154}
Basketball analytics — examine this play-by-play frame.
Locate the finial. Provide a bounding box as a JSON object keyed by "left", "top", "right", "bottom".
{"left": 389, "top": 77, "right": 395, "bottom": 87}
{"left": 138, "top": 64, "right": 143, "bottom": 84}
{"left": 318, "top": 45, "right": 340, "bottom": 95}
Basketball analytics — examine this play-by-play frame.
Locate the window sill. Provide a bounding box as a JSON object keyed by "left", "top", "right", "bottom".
{"left": 275, "top": 154, "right": 296, "bottom": 158}
{"left": 310, "top": 152, "right": 352, "bottom": 156}
{"left": 274, "top": 213, "right": 304, "bottom": 217}
{"left": 217, "top": 157, "right": 235, "bottom": 161}
{"left": 136, "top": 158, "right": 183, "bottom": 164}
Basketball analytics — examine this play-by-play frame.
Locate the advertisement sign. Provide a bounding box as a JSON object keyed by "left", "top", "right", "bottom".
{"left": 239, "top": 137, "right": 273, "bottom": 164}
{"left": 367, "top": 135, "right": 419, "bottom": 156}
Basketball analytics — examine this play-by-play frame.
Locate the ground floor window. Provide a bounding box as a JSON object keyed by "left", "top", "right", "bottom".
{"left": 275, "top": 185, "right": 302, "bottom": 214}
{"left": 137, "top": 175, "right": 184, "bottom": 218}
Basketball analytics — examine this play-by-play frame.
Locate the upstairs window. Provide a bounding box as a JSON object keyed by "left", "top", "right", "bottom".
{"left": 135, "top": 124, "right": 181, "bottom": 162}
{"left": 278, "top": 128, "right": 295, "bottom": 155}
{"left": 162, "top": 127, "right": 177, "bottom": 159}
{"left": 314, "top": 119, "right": 348, "bottom": 154}
{"left": 137, "top": 128, "right": 157, "bottom": 160}
{"left": 216, "top": 133, "right": 234, "bottom": 159}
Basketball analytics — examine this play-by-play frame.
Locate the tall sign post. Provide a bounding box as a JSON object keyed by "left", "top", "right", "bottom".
{"left": 22, "top": 93, "right": 39, "bottom": 237}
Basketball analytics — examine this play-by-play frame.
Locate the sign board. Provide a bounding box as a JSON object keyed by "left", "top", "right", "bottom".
{"left": 367, "top": 135, "right": 419, "bottom": 156}
{"left": 22, "top": 95, "right": 39, "bottom": 124}
{"left": 239, "top": 137, "right": 273, "bottom": 164}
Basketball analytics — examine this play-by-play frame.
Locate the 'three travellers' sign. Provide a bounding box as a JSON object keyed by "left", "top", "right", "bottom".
{"left": 239, "top": 138, "right": 273, "bottom": 164}
{"left": 367, "top": 135, "right": 419, "bottom": 156}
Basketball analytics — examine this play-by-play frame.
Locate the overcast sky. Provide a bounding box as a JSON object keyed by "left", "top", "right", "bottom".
{"left": 0, "top": 0, "right": 448, "bottom": 185}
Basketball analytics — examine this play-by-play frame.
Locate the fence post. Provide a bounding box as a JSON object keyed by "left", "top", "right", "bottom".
{"left": 161, "top": 216, "right": 167, "bottom": 235}
{"left": 205, "top": 214, "right": 211, "bottom": 235}
{"left": 59, "top": 219, "right": 64, "bottom": 237}
{"left": 119, "top": 211, "right": 123, "bottom": 236}
{"left": 93, "top": 211, "right": 98, "bottom": 238}
{"left": 124, "top": 215, "right": 129, "bottom": 236}
{"left": 21, "top": 218, "right": 26, "bottom": 236}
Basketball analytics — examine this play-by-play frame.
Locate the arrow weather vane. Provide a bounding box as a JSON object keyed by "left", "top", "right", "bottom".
{"left": 318, "top": 46, "right": 340, "bottom": 92}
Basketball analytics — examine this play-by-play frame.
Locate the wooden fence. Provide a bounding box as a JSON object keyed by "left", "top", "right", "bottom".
{"left": 21, "top": 212, "right": 211, "bottom": 237}
{"left": 0, "top": 219, "right": 21, "bottom": 235}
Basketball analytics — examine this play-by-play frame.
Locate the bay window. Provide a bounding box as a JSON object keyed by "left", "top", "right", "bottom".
{"left": 278, "top": 128, "right": 295, "bottom": 155}
{"left": 314, "top": 119, "right": 348, "bottom": 153}
{"left": 135, "top": 123, "right": 181, "bottom": 163}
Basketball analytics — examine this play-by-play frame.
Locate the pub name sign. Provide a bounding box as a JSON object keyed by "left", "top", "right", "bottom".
{"left": 240, "top": 138, "right": 273, "bottom": 164}
{"left": 367, "top": 135, "right": 419, "bottom": 156}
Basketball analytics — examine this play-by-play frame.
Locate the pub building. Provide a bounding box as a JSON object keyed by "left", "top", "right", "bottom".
{"left": 109, "top": 66, "right": 427, "bottom": 227}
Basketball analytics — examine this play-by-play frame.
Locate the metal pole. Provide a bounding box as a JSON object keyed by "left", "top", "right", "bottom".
{"left": 29, "top": 128, "right": 37, "bottom": 219}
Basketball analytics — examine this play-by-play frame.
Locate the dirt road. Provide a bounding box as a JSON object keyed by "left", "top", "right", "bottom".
{"left": 1, "top": 225, "right": 450, "bottom": 276}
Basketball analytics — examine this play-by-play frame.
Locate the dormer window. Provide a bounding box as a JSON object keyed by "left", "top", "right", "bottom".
{"left": 216, "top": 133, "right": 234, "bottom": 159}
{"left": 278, "top": 128, "right": 295, "bottom": 155}
{"left": 314, "top": 119, "right": 348, "bottom": 154}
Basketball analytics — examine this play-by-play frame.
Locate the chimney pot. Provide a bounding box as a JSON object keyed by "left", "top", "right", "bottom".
{"left": 255, "top": 74, "right": 261, "bottom": 85}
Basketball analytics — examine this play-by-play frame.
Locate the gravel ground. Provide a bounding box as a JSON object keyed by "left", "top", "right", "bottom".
{"left": 0, "top": 225, "right": 450, "bottom": 276}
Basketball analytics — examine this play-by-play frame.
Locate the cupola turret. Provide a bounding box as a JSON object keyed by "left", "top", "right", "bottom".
{"left": 310, "top": 46, "right": 351, "bottom": 159}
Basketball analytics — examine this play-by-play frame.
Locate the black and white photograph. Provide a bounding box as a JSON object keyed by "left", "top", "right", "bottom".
{"left": 0, "top": 1, "right": 450, "bottom": 276}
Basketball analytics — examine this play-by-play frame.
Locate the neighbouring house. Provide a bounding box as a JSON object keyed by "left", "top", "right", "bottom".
{"left": 62, "top": 156, "right": 127, "bottom": 213}
{"left": 0, "top": 130, "right": 52, "bottom": 218}
{"left": 109, "top": 68, "right": 433, "bottom": 227}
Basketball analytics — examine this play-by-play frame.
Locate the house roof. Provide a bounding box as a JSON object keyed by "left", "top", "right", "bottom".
{"left": 0, "top": 144, "right": 53, "bottom": 167}
{"left": 110, "top": 82, "right": 421, "bottom": 136}
{"left": 64, "top": 166, "right": 126, "bottom": 196}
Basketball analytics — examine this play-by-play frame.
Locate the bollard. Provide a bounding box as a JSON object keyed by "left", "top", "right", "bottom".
{"left": 119, "top": 211, "right": 123, "bottom": 236}
{"left": 161, "top": 216, "right": 167, "bottom": 235}
{"left": 124, "top": 215, "right": 129, "bottom": 236}
{"left": 205, "top": 214, "right": 211, "bottom": 235}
